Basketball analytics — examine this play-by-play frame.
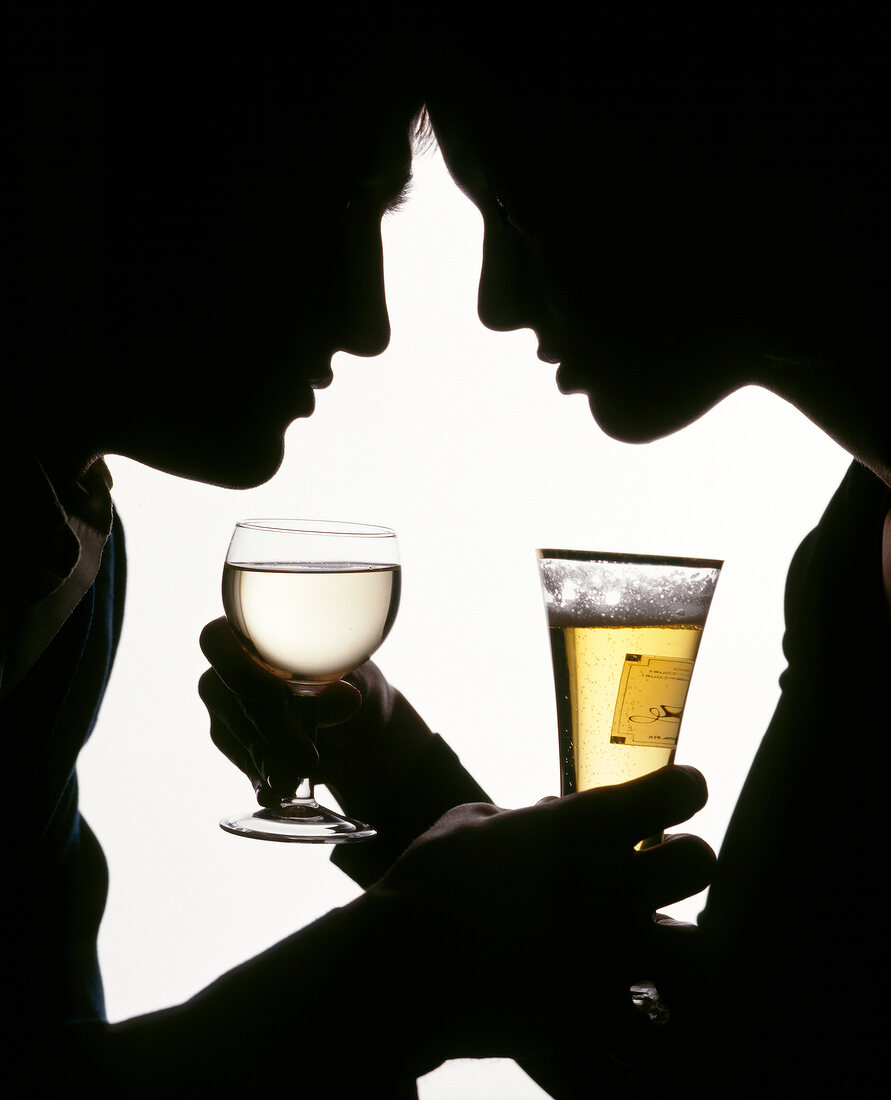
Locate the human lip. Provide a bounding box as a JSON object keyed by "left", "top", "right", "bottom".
{"left": 537, "top": 342, "right": 586, "bottom": 395}
{"left": 534, "top": 334, "right": 584, "bottom": 394}
{"left": 307, "top": 365, "right": 334, "bottom": 389}
{"left": 535, "top": 340, "right": 561, "bottom": 366}
{"left": 289, "top": 367, "right": 331, "bottom": 419}
{"left": 290, "top": 387, "right": 316, "bottom": 418}
{"left": 303, "top": 356, "right": 334, "bottom": 391}
{"left": 554, "top": 362, "right": 589, "bottom": 395}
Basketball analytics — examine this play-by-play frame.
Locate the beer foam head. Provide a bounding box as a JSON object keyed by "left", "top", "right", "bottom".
{"left": 537, "top": 554, "right": 722, "bottom": 628}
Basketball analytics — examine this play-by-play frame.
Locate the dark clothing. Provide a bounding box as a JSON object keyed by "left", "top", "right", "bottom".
{"left": 3, "top": 514, "right": 123, "bottom": 1029}
{"left": 1, "top": 505, "right": 485, "bottom": 1097}
{"left": 3, "top": 511, "right": 125, "bottom": 1090}
{"left": 673, "top": 459, "right": 891, "bottom": 1094}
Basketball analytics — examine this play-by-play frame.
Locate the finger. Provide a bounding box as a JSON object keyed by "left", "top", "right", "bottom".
{"left": 647, "top": 912, "right": 706, "bottom": 982}
{"left": 555, "top": 765, "right": 708, "bottom": 844}
{"left": 199, "top": 617, "right": 290, "bottom": 704}
{"left": 198, "top": 667, "right": 316, "bottom": 798}
{"left": 198, "top": 668, "right": 263, "bottom": 781}
{"left": 634, "top": 832, "right": 716, "bottom": 910}
{"left": 201, "top": 618, "right": 340, "bottom": 753}
{"left": 653, "top": 914, "right": 699, "bottom": 931}
{"left": 201, "top": 616, "right": 318, "bottom": 752}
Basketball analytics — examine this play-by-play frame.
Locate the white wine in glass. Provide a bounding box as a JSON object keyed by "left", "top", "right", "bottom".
{"left": 219, "top": 519, "right": 400, "bottom": 842}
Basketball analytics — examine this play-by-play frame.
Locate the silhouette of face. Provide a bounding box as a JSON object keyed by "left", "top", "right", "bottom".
{"left": 23, "top": 14, "right": 422, "bottom": 488}
{"left": 107, "top": 102, "right": 417, "bottom": 486}
{"left": 426, "top": 15, "right": 882, "bottom": 446}
{"left": 428, "top": 91, "right": 793, "bottom": 444}
{"left": 104, "top": 65, "right": 420, "bottom": 487}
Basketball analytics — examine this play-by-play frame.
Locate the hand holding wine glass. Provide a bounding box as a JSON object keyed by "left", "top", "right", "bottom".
{"left": 212, "top": 518, "right": 400, "bottom": 843}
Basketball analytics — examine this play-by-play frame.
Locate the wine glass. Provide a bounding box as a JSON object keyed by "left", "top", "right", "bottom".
{"left": 219, "top": 518, "right": 400, "bottom": 843}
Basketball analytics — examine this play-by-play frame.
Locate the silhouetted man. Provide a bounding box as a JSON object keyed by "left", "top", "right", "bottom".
{"left": 3, "top": 7, "right": 715, "bottom": 1096}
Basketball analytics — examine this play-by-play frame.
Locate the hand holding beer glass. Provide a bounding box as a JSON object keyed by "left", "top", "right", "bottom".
{"left": 536, "top": 549, "right": 721, "bottom": 1021}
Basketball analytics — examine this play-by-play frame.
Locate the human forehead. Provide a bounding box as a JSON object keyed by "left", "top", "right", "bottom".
{"left": 331, "top": 103, "right": 417, "bottom": 202}
{"left": 427, "top": 96, "right": 573, "bottom": 211}
{"left": 429, "top": 77, "right": 783, "bottom": 225}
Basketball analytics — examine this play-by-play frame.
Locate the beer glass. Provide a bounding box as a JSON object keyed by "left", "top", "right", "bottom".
{"left": 536, "top": 548, "right": 722, "bottom": 1022}
{"left": 536, "top": 549, "right": 722, "bottom": 828}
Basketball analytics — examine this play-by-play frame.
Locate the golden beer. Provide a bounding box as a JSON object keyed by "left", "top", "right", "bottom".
{"left": 549, "top": 621, "right": 703, "bottom": 793}
{"left": 538, "top": 550, "right": 722, "bottom": 800}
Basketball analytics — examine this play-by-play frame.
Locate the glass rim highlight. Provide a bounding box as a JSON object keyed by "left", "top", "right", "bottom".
{"left": 235, "top": 518, "right": 396, "bottom": 538}
{"left": 537, "top": 548, "right": 723, "bottom": 571}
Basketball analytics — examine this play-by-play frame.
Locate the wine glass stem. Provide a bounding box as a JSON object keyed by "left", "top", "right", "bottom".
{"left": 288, "top": 687, "right": 319, "bottom": 804}
{"left": 292, "top": 776, "right": 314, "bottom": 801}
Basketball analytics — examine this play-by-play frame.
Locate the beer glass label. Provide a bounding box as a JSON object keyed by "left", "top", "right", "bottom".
{"left": 610, "top": 654, "right": 694, "bottom": 748}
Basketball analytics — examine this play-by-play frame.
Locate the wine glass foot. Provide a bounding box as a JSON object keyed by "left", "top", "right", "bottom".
{"left": 220, "top": 798, "right": 376, "bottom": 843}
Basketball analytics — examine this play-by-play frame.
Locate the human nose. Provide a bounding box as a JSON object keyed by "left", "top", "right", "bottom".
{"left": 477, "top": 220, "right": 537, "bottom": 333}
{"left": 336, "top": 220, "right": 391, "bottom": 358}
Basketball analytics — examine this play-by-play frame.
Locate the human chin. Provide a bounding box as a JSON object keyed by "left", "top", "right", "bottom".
{"left": 551, "top": 355, "right": 689, "bottom": 443}
{"left": 554, "top": 327, "right": 730, "bottom": 443}
{"left": 552, "top": 370, "right": 645, "bottom": 442}
{"left": 583, "top": 370, "right": 733, "bottom": 445}
{"left": 585, "top": 392, "right": 683, "bottom": 444}
{"left": 159, "top": 430, "right": 286, "bottom": 490}
{"left": 216, "top": 397, "right": 321, "bottom": 489}
{"left": 213, "top": 366, "right": 328, "bottom": 482}
{"left": 164, "top": 395, "right": 304, "bottom": 489}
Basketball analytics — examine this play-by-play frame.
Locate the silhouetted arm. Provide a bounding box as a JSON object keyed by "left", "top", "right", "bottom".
{"left": 63, "top": 767, "right": 713, "bottom": 1097}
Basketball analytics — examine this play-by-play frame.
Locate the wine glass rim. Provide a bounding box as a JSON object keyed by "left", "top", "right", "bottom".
{"left": 235, "top": 518, "right": 396, "bottom": 537}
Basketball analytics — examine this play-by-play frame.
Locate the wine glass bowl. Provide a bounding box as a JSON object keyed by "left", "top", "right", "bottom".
{"left": 219, "top": 519, "right": 400, "bottom": 842}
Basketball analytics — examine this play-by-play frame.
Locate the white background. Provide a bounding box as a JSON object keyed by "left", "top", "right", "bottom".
{"left": 79, "top": 142, "right": 850, "bottom": 1097}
